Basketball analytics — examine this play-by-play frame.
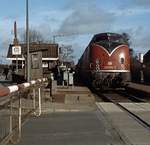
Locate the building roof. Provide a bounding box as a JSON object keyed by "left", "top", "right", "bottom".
{"left": 7, "top": 42, "right": 59, "bottom": 59}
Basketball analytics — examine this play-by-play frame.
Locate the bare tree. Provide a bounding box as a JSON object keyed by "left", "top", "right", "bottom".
{"left": 19, "top": 28, "right": 44, "bottom": 43}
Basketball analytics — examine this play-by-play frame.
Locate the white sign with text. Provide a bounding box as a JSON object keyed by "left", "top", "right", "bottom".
{"left": 12, "top": 46, "right": 21, "bottom": 55}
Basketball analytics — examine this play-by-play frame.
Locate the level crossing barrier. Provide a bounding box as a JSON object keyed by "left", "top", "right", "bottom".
{"left": 0, "top": 78, "right": 47, "bottom": 145}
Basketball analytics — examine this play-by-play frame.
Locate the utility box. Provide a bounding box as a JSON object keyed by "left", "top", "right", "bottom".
{"left": 69, "top": 72, "right": 74, "bottom": 85}
{"left": 30, "top": 51, "right": 43, "bottom": 80}
{"left": 63, "top": 71, "right": 68, "bottom": 82}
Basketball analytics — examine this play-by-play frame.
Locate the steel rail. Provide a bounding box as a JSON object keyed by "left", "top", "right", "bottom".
{"left": 114, "top": 89, "right": 148, "bottom": 103}
{"left": 100, "top": 93, "right": 150, "bottom": 131}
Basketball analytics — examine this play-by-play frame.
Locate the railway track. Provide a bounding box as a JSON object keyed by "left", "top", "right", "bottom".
{"left": 125, "top": 86, "right": 150, "bottom": 102}
{"left": 100, "top": 92, "right": 132, "bottom": 102}
{"left": 114, "top": 90, "right": 147, "bottom": 102}
{"left": 95, "top": 89, "right": 147, "bottom": 103}
{"left": 97, "top": 92, "right": 150, "bottom": 130}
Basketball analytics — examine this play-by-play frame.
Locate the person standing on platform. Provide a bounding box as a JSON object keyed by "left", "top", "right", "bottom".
{"left": 3, "top": 67, "right": 9, "bottom": 80}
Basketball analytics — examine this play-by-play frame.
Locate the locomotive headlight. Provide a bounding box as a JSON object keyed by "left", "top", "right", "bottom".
{"left": 95, "top": 58, "right": 100, "bottom": 71}
{"left": 119, "top": 53, "right": 125, "bottom": 58}
{"left": 119, "top": 53, "right": 125, "bottom": 64}
{"left": 96, "top": 58, "right": 100, "bottom": 64}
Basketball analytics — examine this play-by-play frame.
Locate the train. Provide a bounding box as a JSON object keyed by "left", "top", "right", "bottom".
{"left": 77, "top": 32, "right": 131, "bottom": 89}
{"left": 129, "top": 50, "right": 150, "bottom": 84}
{"left": 143, "top": 50, "right": 150, "bottom": 84}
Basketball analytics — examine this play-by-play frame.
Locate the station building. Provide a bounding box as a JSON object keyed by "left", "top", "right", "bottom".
{"left": 6, "top": 22, "right": 75, "bottom": 83}
{"left": 7, "top": 42, "right": 59, "bottom": 80}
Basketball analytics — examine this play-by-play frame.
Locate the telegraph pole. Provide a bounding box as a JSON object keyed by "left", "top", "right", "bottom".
{"left": 26, "top": 0, "right": 30, "bottom": 81}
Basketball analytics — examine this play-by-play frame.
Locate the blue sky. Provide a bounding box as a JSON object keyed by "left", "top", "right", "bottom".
{"left": 0, "top": 0, "right": 150, "bottom": 63}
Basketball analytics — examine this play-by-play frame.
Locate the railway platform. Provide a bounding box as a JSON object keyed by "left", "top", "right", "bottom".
{"left": 126, "top": 82, "right": 150, "bottom": 94}
{"left": 119, "top": 103, "right": 150, "bottom": 124}
{"left": 4, "top": 86, "right": 124, "bottom": 145}
{"left": 96, "top": 102, "right": 150, "bottom": 145}
{"left": 41, "top": 86, "right": 96, "bottom": 113}
{"left": 0, "top": 82, "right": 124, "bottom": 145}
{"left": 8, "top": 111, "right": 124, "bottom": 145}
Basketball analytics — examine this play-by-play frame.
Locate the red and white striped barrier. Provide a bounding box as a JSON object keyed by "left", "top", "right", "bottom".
{"left": 0, "top": 86, "right": 10, "bottom": 97}
{"left": 30, "top": 80, "right": 36, "bottom": 85}
{"left": 0, "top": 78, "right": 47, "bottom": 97}
{"left": 21, "top": 83, "right": 30, "bottom": 88}
{"left": 37, "top": 79, "right": 42, "bottom": 83}
{"left": 8, "top": 85, "right": 19, "bottom": 93}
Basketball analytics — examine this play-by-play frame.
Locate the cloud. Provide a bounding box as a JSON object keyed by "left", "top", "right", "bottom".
{"left": 131, "top": 29, "right": 150, "bottom": 53}
{"left": 133, "top": 0, "right": 150, "bottom": 7}
{"left": 116, "top": 0, "right": 150, "bottom": 17}
{"left": 118, "top": 0, "right": 150, "bottom": 9}
{"left": 31, "top": 10, "right": 71, "bottom": 32}
{"left": 58, "top": 1, "right": 115, "bottom": 35}
{"left": 0, "top": 17, "right": 13, "bottom": 56}
{"left": 126, "top": 27, "right": 150, "bottom": 52}
{"left": 115, "top": 26, "right": 150, "bottom": 53}
{"left": 0, "top": 0, "right": 149, "bottom": 64}
{"left": 112, "top": 8, "right": 150, "bottom": 17}
{"left": 56, "top": 0, "right": 150, "bottom": 60}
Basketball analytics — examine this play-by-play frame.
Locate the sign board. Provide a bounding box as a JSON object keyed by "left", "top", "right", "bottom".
{"left": 30, "top": 51, "right": 43, "bottom": 80}
{"left": 12, "top": 46, "right": 21, "bottom": 55}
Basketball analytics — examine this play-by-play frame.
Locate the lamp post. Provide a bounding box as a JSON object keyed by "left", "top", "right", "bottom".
{"left": 26, "top": 0, "right": 30, "bottom": 81}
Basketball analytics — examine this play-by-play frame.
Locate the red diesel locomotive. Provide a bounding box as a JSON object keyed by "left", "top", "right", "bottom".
{"left": 77, "top": 33, "right": 130, "bottom": 88}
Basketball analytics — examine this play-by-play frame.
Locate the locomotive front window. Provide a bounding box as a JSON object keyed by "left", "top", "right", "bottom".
{"left": 93, "top": 33, "right": 127, "bottom": 53}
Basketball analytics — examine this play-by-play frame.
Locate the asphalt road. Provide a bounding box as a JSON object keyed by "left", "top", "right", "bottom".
{"left": 12, "top": 111, "right": 124, "bottom": 145}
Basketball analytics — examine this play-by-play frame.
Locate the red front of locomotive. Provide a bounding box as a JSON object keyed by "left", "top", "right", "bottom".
{"left": 88, "top": 33, "right": 131, "bottom": 88}
{"left": 90, "top": 44, "right": 130, "bottom": 72}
